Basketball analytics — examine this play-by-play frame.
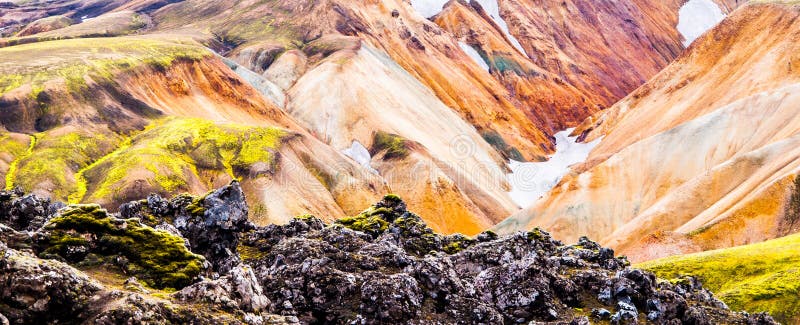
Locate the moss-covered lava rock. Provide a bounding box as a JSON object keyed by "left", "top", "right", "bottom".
{"left": 38, "top": 204, "right": 205, "bottom": 289}
{"left": 0, "top": 185, "right": 781, "bottom": 324}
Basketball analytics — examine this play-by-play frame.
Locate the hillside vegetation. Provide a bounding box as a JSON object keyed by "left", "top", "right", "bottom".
{"left": 638, "top": 233, "right": 800, "bottom": 324}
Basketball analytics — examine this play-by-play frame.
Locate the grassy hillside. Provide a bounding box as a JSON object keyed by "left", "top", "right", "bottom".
{"left": 0, "top": 36, "right": 208, "bottom": 97}
{"left": 637, "top": 233, "right": 800, "bottom": 324}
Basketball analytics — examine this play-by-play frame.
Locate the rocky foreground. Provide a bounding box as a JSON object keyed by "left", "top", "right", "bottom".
{"left": 0, "top": 182, "right": 776, "bottom": 324}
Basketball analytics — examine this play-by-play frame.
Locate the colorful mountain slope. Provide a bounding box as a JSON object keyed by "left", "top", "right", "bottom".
{"left": 0, "top": 36, "right": 388, "bottom": 228}
{"left": 0, "top": 0, "right": 754, "bottom": 235}
{"left": 496, "top": 1, "right": 800, "bottom": 260}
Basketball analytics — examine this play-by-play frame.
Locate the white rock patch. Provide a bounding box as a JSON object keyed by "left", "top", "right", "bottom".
{"left": 342, "top": 141, "right": 379, "bottom": 175}
{"left": 506, "top": 128, "right": 601, "bottom": 208}
{"left": 218, "top": 56, "right": 286, "bottom": 108}
{"left": 458, "top": 42, "right": 490, "bottom": 72}
{"left": 677, "top": 0, "right": 726, "bottom": 47}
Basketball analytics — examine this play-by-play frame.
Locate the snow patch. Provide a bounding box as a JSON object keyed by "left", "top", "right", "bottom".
{"left": 410, "top": 0, "right": 527, "bottom": 57}
{"left": 506, "top": 128, "right": 601, "bottom": 208}
{"left": 458, "top": 42, "right": 490, "bottom": 72}
{"left": 342, "top": 141, "right": 379, "bottom": 175}
{"left": 677, "top": 0, "right": 725, "bottom": 47}
{"left": 409, "top": 0, "right": 449, "bottom": 19}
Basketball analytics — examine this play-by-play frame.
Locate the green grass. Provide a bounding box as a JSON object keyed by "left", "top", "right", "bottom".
{"left": 637, "top": 233, "right": 800, "bottom": 323}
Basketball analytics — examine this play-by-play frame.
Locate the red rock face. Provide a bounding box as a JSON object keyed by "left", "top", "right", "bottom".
{"left": 434, "top": 1, "right": 598, "bottom": 135}
{"left": 494, "top": 0, "right": 685, "bottom": 105}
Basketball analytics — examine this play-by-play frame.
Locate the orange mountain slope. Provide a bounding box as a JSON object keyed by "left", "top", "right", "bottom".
{"left": 495, "top": 2, "right": 800, "bottom": 261}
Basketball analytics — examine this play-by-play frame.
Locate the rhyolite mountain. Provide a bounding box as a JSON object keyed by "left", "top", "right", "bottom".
{"left": 496, "top": 1, "right": 800, "bottom": 261}
{"left": 1, "top": 0, "right": 799, "bottom": 323}
{"left": 0, "top": 0, "right": 737, "bottom": 235}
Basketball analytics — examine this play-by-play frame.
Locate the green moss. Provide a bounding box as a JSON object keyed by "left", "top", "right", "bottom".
{"left": 0, "top": 74, "right": 23, "bottom": 95}
{"left": 336, "top": 213, "right": 389, "bottom": 238}
{"left": 527, "top": 227, "right": 547, "bottom": 241}
{"left": 69, "top": 135, "right": 134, "bottom": 204}
{"left": 371, "top": 131, "right": 409, "bottom": 160}
{"left": 2, "top": 134, "right": 34, "bottom": 190}
{"left": 443, "top": 236, "right": 472, "bottom": 254}
{"left": 295, "top": 214, "right": 317, "bottom": 221}
{"left": 237, "top": 243, "right": 268, "bottom": 262}
{"left": 490, "top": 55, "right": 525, "bottom": 75}
{"left": 637, "top": 233, "right": 800, "bottom": 324}
{"left": 43, "top": 204, "right": 205, "bottom": 289}
{"left": 185, "top": 192, "right": 209, "bottom": 217}
{"left": 155, "top": 0, "right": 302, "bottom": 48}
{"left": 83, "top": 118, "right": 285, "bottom": 202}
{"left": 12, "top": 130, "right": 120, "bottom": 200}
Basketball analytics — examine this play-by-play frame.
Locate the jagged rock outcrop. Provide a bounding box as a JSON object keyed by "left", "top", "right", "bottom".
{"left": 0, "top": 184, "right": 776, "bottom": 324}
{"left": 0, "top": 188, "right": 63, "bottom": 231}
{"left": 239, "top": 195, "right": 774, "bottom": 324}
{"left": 173, "top": 264, "right": 270, "bottom": 313}
{"left": 0, "top": 185, "right": 296, "bottom": 324}
{"left": 120, "top": 181, "right": 254, "bottom": 275}
{"left": 0, "top": 241, "right": 102, "bottom": 323}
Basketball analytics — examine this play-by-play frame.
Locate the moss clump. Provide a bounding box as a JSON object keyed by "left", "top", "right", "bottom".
{"left": 527, "top": 228, "right": 548, "bottom": 241}
{"left": 371, "top": 132, "right": 409, "bottom": 160}
{"left": 295, "top": 214, "right": 318, "bottom": 221}
{"left": 182, "top": 191, "right": 211, "bottom": 217}
{"left": 336, "top": 213, "right": 390, "bottom": 238}
{"left": 637, "top": 233, "right": 800, "bottom": 324}
{"left": 42, "top": 204, "right": 205, "bottom": 290}
{"left": 1, "top": 133, "right": 33, "bottom": 189}
{"left": 335, "top": 194, "right": 477, "bottom": 256}
{"left": 237, "top": 243, "right": 269, "bottom": 262}
{"left": 336, "top": 195, "right": 408, "bottom": 237}
{"left": 442, "top": 234, "right": 476, "bottom": 254}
